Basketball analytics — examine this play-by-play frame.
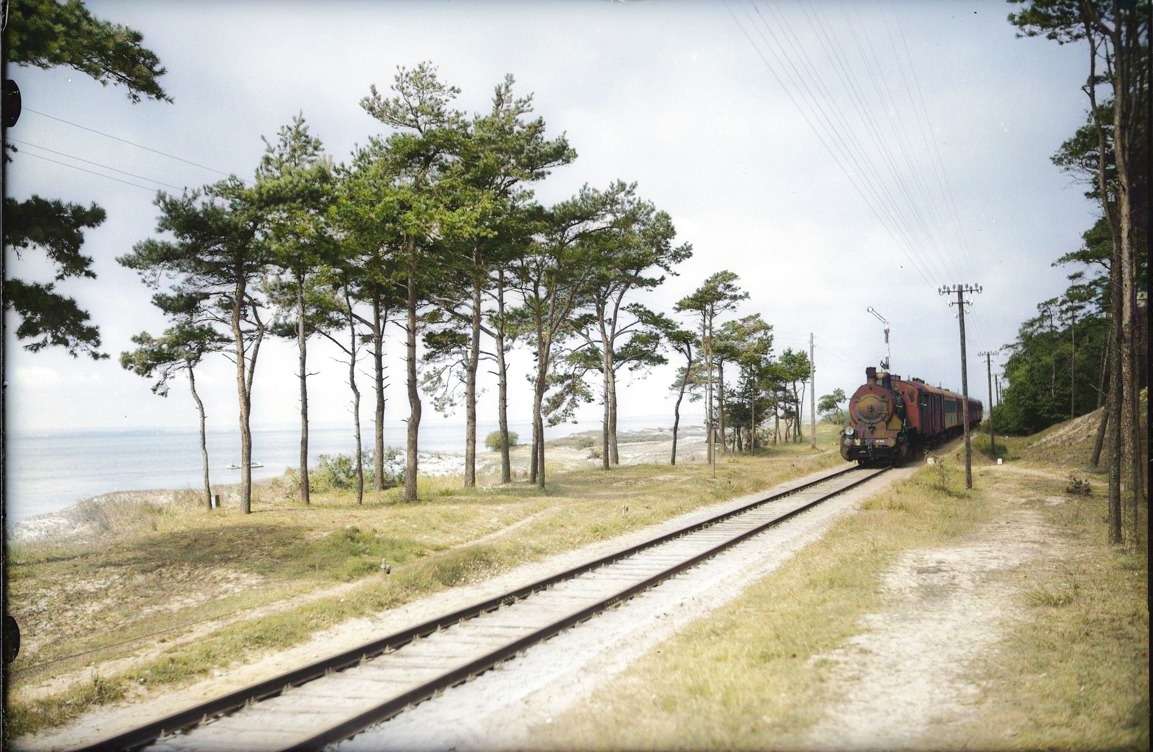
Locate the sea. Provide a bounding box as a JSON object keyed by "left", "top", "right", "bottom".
{"left": 3, "top": 415, "right": 678, "bottom": 526}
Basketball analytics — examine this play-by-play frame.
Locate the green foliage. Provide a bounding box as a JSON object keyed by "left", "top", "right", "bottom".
{"left": 3, "top": 196, "right": 107, "bottom": 357}
{"left": 484, "top": 431, "right": 518, "bottom": 452}
{"left": 2, "top": 278, "right": 105, "bottom": 359}
{"left": 315, "top": 454, "right": 363, "bottom": 491}
{"left": 994, "top": 294, "right": 1109, "bottom": 435}
{"left": 6, "top": 0, "right": 170, "bottom": 102}
{"left": 120, "top": 319, "right": 226, "bottom": 396}
{"left": 818, "top": 388, "right": 847, "bottom": 422}
{"left": 308, "top": 453, "right": 401, "bottom": 492}
{"left": 674, "top": 270, "right": 749, "bottom": 321}
{"left": 5, "top": 1, "right": 169, "bottom": 358}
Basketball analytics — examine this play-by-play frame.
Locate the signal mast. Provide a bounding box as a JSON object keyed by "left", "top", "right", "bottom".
{"left": 867, "top": 306, "right": 891, "bottom": 371}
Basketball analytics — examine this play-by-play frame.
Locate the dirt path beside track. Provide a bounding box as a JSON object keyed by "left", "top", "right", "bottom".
{"left": 803, "top": 464, "right": 1065, "bottom": 749}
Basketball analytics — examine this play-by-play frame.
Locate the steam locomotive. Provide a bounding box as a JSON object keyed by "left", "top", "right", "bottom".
{"left": 840, "top": 366, "right": 982, "bottom": 465}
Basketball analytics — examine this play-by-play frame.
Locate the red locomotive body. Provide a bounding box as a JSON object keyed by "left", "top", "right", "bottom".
{"left": 840, "top": 366, "right": 982, "bottom": 465}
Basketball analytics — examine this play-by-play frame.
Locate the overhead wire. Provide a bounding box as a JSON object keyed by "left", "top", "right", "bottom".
{"left": 793, "top": 0, "right": 960, "bottom": 284}
{"left": 24, "top": 107, "right": 229, "bottom": 176}
{"left": 868, "top": 7, "right": 962, "bottom": 278}
{"left": 12, "top": 139, "right": 187, "bottom": 190}
{"left": 886, "top": 8, "right": 978, "bottom": 279}
{"left": 732, "top": 0, "right": 976, "bottom": 288}
{"left": 743, "top": 0, "right": 952, "bottom": 286}
{"left": 840, "top": 3, "right": 963, "bottom": 283}
{"left": 725, "top": 0, "right": 939, "bottom": 287}
{"left": 18, "top": 151, "right": 161, "bottom": 193}
{"left": 784, "top": 0, "right": 956, "bottom": 283}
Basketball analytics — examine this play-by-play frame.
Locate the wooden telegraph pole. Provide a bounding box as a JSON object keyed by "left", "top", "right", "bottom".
{"left": 940, "top": 284, "right": 982, "bottom": 489}
{"left": 978, "top": 350, "right": 997, "bottom": 460}
{"left": 810, "top": 332, "right": 816, "bottom": 449}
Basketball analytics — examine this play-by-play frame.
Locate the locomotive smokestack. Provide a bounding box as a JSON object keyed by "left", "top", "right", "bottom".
{"left": 866, "top": 366, "right": 877, "bottom": 382}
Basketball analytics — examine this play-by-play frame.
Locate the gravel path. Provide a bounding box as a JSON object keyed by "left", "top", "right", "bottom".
{"left": 331, "top": 468, "right": 913, "bottom": 752}
{"left": 803, "top": 465, "right": 1061, "bottom": 749}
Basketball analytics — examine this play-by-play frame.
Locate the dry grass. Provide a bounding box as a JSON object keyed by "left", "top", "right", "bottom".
{"left": 535, "top": 460, "right": 987, "bottom": 750}
{"left": 535, "top": 426, "right": 1148, "bottom": 751}
{"left": 6, "top": 426, "right": 844, "bottom": 738}
{"left": 951, "top": 471, "right": 1149, "bottom": 751}
{"left": 1017, "top": 390, "right": 1147, "bottom": 473}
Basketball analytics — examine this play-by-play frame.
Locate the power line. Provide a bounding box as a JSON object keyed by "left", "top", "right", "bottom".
{"left": 24, "top": 107, "right": 229, "bottom": 176}
{"left": 790, "top": 1, "right": 961, "bottom": 283}
{"left": 726, "top": 0, "right": 938, "bottom": 287}
{"left": 12, "top": 139, "right": 186, "bottom": 190}
{"left": 790, "top": 0, "right": 956, "bottom": 283}
{"left": 739, "top": 1, "right": 946, "bottom": 286}
{"left": 885, "top": 8, "right": 976, "bottom": 277}
{"left": 18, "top": 151, "right": 159, "bottom": 193}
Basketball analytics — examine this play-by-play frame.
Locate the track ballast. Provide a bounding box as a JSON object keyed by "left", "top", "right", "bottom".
{"left": 80, "top": 464, "right": 888, "bottom": 752}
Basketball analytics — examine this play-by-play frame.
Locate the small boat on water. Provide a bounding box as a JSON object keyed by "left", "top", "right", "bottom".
{"left": 227, "top": 462, "right": 264, "bottom": 470}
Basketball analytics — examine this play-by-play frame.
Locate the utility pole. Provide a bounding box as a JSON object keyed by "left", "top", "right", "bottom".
{"left": 810, "top": 332, "right": 816, "bottom": 449}
{"left": 979, "top": 350, "right": 997, "bottom": 460}
{"left": 867, "top": 306, "right": 892, "bottom": 369}
{"left": 940, "top": 284, "right": 982, "bottom": 489}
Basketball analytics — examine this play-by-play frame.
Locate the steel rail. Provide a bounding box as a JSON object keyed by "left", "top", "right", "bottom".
{"left": 79, "top": 464, "right": 883, "bottom": 752}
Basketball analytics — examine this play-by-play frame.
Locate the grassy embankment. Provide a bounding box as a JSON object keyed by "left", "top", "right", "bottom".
{"left": 539, "top": 418, "right": 1148, "bottom": 750}
{"left": 6, "top": 426, "right": 844, "bottom": 738}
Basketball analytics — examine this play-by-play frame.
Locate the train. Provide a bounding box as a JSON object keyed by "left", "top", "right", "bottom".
{"left": 840, "top": 366, "right": 982, "bottom": 465}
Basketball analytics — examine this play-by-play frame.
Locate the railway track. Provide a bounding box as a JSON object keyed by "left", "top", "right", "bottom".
{"left": 80, "top": 464, "right": 889, "bottom": 752}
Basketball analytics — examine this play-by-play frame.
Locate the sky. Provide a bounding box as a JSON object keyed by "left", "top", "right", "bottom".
{"left": 3, "top": 0, "right": 1098, "bottom": 439}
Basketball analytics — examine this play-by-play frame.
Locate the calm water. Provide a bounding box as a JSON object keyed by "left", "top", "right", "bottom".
{"left": 4, "top": 415, "right": 676, "bottom": 524}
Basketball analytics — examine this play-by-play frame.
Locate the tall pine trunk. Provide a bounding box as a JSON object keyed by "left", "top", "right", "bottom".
{"left": 600, "top": 335, "right": 612, "bottom": 471}
{"left": 671, "top": 354, "right": 691, "bottom": 465}
{"left": 231, "top": 275, "right": 253, "bottom": 514}
{"left": 494, "top": 272, "right": 512, "bottom": 483}
{"left": 404, "top": 249, "right": 420, "bottom": 502}
{"left": 296, "top": 270, "right": 310, "bottom": 504}
{"left": 464, "top": 270, "right": 482, "bottom": 487}
{"left": 596, "top": 309, "right": 620, "bottom": 469}
{"left": 533, "top": 355, "right": 548, "bottom": 489}
{"left": 1091, "top": 333, "right": 1110, "bottom": 467}
{"left": 1108, "top": 249, "right": 1124, "bottom": 545}
{"left": 530, "top": 336, "right": 548, "bottom": 491}
{"left": 750, "top": 396, "right": 756, "bottom": 453}
{"left": 347, "top": 291, "right": 364, "bottom": 505}
{"left": 608, "top": 370, "right": 620, "bottom": 465}
{"left": 601, "top": 391, "right": 611, "bottom": 471}
{"left": 1111, "top": 18, "right": 1142, "bottom": 549}
{"left": 372, "top": 296, "right": 386, "bottom": 491}
{"left": 1085, "top": 29, "right": 1116, "bottom": 474}
{"left": 188, "top": 364, "right": 212, "bottom": 510}
{"left": 718, "top": 362, "right": 727, "bottom": 454}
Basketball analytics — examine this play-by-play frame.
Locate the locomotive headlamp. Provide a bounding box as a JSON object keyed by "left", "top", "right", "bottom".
{"left": 844, "top": 426, "right": 855, "bottom": 436}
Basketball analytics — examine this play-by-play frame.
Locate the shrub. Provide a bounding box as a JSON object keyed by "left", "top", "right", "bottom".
{"left": 573, "top": 436, "right": 596, "bottom": 450}
{"left": 485, "top": 430, "right": 518, "bottom": 452}
{"left": 1066, "top": 474, "right": 1092, "bottom": 496}
{"left": 307, "top": 452, "right": 402, "bottom": 492}
{"left": 315, "top": 454, "right": 358, "bottom": 490}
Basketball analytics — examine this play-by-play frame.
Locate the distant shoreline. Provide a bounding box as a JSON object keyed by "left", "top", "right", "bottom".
{"left": 6, "top": 426, "right": 706, "bottom": 544}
